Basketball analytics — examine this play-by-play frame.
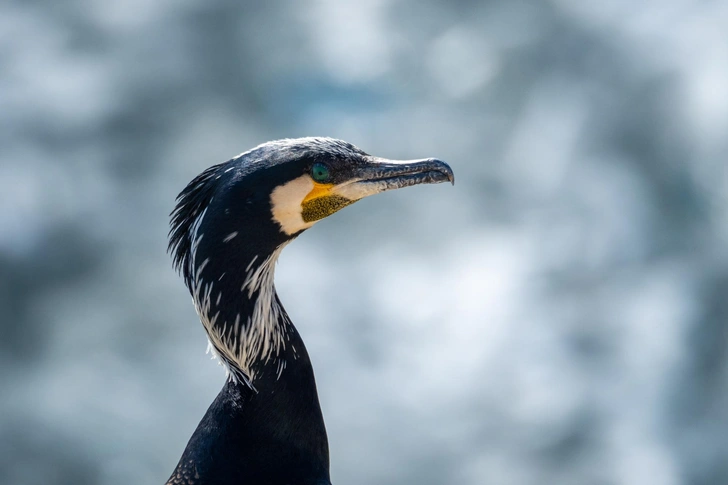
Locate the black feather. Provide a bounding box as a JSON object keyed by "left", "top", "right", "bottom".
{"left": 168, "top": 161, "right": 227, "bottom": 284}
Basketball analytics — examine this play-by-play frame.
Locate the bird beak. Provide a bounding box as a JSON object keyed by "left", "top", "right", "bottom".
{"left": 298, "top": 156, "right": 453, "bottom": 225}
{"left": 332, "top": 156, "right": 454, "bottom": 201}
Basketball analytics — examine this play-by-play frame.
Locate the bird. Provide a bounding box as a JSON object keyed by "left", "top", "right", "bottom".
{"left": 165, "top": 137, "right": 453, "bottom": 485}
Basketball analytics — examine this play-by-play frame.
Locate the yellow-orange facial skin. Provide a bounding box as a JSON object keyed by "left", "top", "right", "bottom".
{"left": 270, "top": 176, "right": 358, "bottom": 235}
{"left": 301, "top": 182, "right": 354, "bottom": 223}
{"left": 301, "top": 181, "right": 334, "bottom": 204}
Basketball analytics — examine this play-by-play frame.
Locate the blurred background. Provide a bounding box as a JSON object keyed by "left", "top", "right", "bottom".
{"left": 1, "top": 1, "right": 727, "bottom": 484}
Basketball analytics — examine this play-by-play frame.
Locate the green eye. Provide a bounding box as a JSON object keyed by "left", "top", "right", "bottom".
{"left": 311, "top": 163, "right": 330, "bottom": 183}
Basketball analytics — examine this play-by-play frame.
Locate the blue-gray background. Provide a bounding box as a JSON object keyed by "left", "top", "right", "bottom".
{"left": 1, "top": 1, "right": 727, "bottom": 484}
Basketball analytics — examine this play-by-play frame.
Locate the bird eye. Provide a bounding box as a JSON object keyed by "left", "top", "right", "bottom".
{"left": 311, "top": 163, "right": 330, "bottom": 183}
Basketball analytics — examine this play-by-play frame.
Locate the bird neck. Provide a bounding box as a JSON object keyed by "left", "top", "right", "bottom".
{"left": 168, "top": 326, "right": 331, "bottom": 485}
{"left": 188, "top": 231, "right": 297, "bottom": 386}
{"left": 171, "top": 240, "right": 332, "bottom": 484}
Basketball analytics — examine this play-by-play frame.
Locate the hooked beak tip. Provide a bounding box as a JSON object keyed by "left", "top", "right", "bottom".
{"left": 426, "top": 158, "right": 454, "bottom": 186}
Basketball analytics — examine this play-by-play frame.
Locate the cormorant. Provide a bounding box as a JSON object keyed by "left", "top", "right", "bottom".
{"left": 166, "top": 137, "right": 453, "bottom": 485}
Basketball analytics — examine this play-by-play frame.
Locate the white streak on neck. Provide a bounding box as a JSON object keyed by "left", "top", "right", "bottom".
{"left": 246, "top": 255, "right": 258, "bottom": 272}
{"left": 192, "top": 239, "right": 290, "bottom": 387}
{"left": 223, "top": 231, "right": 238, "bottom": 243}
{"left": 188, "top": 206, "right": 252, "bottom": 387}
{"left": 235, "top": 243, "right": 289, "bottom": 378}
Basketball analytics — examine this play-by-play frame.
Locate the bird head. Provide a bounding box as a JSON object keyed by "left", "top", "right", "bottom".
{"left": 170, "top": 137, "right": 453, "bottom": 282}
{"left": 168, "top": 137, "right": 453, "bottom": 382}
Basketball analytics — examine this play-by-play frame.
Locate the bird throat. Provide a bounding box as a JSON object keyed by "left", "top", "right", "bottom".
{"left": 301, "top": 195, "right": 354, "bottom": 223}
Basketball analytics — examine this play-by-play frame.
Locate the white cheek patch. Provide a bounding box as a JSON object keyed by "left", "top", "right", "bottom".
{"left": 270, "top": 175, "right": 317, "bottom": 235}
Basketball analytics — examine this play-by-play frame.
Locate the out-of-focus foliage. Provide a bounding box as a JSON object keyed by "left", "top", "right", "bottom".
{"left": 1, "top": 1, "right": 727, "bottom": 484}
